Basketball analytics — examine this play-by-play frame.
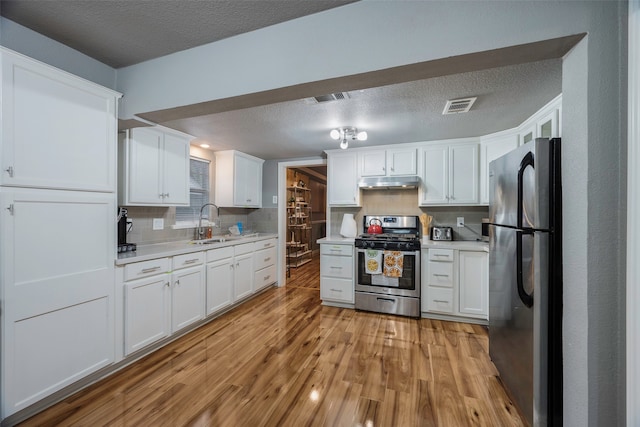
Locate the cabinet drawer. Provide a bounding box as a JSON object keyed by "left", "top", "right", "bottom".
{"left": 254, "top": 247, "right": 277, "bottom": 271}
{"left": 320, "top": 244, "right": 353, "bottom": 257}
{"left": 234, "top": 242, "right": 254, "bottom": 256}
{"left": 124, "top": 258, "right": 170, "bottom": 281}
{"left": 206, "top": 246, "right": 234, "bottom": 262}
{"left": 428, "top": 261, "right": 454, "bottom": 287}
{"left": 254, "top": 238, "right": 277, "bottom": 251}
{"left": 428, "top": 248, "right": 454, "bottom": 262}
{"left": 172, "top": 252, "right": 204, "bottom": 270}
{"left": 320, "top": 255, "right": 353, "bottom": 279}
{"left": 427, "top": 286, "right": 454, "bottom": 313}
{"left": 254, "top": 264, "right": 277, "bottom": 290}
{"left": 320, "top": 277, "right": 354, "bottom": 303}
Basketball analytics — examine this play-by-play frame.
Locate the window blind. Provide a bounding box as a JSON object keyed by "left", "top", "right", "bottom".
{"left": 175, "top": 157, "right": 210, "bottom": 223}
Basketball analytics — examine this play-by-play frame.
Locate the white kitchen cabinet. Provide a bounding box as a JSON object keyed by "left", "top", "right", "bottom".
{"left": 206, "top": 247, "right": 235, "bottom": 315}
{"left": 518, "top": 94, "right": 562, "bottom": 146}
{"left": 479, "top": 130, "right": 519, "bottom": 204}
{"left": 458, "top": 250, "right": 488, "bottom": 318}
{"left": 1, "top": 48, "right": 120, "bottom": 192}
{"left": 253, "top": 238, "right": 277, "bottom": 292}
{"left": 1, "top": 188, "right": 116, "bottom": 416}
{"left": 327, "top": 151, "right": 360, "bottom": 206}
{"left": 214, "top": 150, "right": 264, "bottom": 208}
{"left": 420, "top": 142, "right": 479, "bottom": 205}
{"left": 171, "top": 264, "right": 206, "bottom": 332}
{"left": 319, "top": 242, "right": 354, "bottom": 305}
{"left": 233, "top": 243, "right": 255, "bottom": 300}
{"left": 118, "top": 126, "right": 191, "bottom": 206}
{"left": 421, "top": 246, "right": 488, "bottom": 322}
{"left": 359, "top": 148, "right": 417, "bottom": 177}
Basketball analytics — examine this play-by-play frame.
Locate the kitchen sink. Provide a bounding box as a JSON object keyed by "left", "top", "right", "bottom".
{"left": 191, "top": 237, "right": 228, "bottom": 245}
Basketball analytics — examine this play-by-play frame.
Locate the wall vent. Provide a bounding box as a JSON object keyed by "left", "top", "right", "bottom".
{"left": 442, "top": 97, "right": 477, "bottom": 114}
{"left": 309, "top": 92, "right": 350, "bottom": 103}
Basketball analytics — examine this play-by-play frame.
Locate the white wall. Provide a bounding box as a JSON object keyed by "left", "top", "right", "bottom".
{"left": 0, "top": 18, "right": 116, "bottom": 89}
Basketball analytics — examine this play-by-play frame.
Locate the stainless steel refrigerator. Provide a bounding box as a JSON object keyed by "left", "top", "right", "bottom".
{"left": 488, "top": 137, "right": 562, "bottom": 426}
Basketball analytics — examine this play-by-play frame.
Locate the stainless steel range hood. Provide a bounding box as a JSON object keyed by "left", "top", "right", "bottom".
{"left": 358, "top": 175, "right": 421, "bottom": 189}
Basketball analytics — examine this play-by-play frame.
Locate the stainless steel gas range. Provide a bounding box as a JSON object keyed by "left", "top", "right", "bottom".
{"left": 354, "top": 215, "right": 421, "bottom": 317}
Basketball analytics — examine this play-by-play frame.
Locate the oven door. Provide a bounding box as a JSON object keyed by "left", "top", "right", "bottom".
{"left": 355, "top": 248, "right": 420, "bottom": 298}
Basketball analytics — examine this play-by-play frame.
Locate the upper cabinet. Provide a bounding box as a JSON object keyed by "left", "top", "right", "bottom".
{"left": 359, "top": 148, "right": 417, "bottom": 177}
{"left": 518, "top": 94, "right": 562, "bottom": 145}
{"left": 214, "top": 150, "right": 264, "bottom": 208}
{"left": 327, "top": 151, "right": 360, "bottom": 206}
{"left": 1, "top": 48, "right": 121, "bottom": 192}
{"left": 118, "top": 126, "right": 191, "bottom": 206}
{"left": 479, "top": 130, "right": 519, "bottom": 204}
{"left": 420, "top": 142, "right": 479, "bottom": 206}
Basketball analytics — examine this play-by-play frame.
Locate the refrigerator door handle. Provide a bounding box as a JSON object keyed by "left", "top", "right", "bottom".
{"left": 516, "top": 229, "right": 534, "bottom": 308}
{"left": 517, "top": 151, "right": 535, "bottom": 229}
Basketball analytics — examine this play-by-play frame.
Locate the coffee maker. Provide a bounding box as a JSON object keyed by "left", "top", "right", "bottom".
{"left": 117, "top": 207, "right": 136, "bottom": 253}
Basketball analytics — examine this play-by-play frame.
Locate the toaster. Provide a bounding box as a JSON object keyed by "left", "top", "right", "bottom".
{"left": 430, "top": 226, "right": 453, "bottom": 241}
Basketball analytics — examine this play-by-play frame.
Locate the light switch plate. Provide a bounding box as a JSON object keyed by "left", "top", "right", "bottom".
{"left": 457, "top": 217, "right": 465, "bottom": 227}
{"left": 153, "top": 218, "right": 164, "bottom": 230}
{"left": 272, "top": 195, "right": 277, "bottom": 204}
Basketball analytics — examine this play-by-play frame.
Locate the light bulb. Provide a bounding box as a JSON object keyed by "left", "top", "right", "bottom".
{"left": 330, "top": 129, "right": 341, "bottom": 140}
{"left": 357, "top": 131, "right": 368, "bottom": 141}
{"left": 340, "top": 139, "right": 348, "bottom": 149}
{"left": 199, "top": 143, "right": 210, "bottom": 148}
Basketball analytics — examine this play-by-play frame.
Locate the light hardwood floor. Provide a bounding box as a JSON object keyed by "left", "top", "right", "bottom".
{"left": 19, "top": 257, "right": 526, "bottom": 426}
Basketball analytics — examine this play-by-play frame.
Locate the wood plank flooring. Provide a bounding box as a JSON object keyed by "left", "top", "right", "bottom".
{"left": 19, "top": 257, "right": 526, "bottom": 426}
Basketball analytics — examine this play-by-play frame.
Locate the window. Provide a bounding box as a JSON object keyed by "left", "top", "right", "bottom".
{"left": 175, "top": 157, "right": 210, "bottom": 224}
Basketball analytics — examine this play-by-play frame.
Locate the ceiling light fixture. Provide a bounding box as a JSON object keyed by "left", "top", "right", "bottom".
{"left": 199, "top": 143, "right": 210, "bottom": 149}
{"left": 329, "top": 127, "right": 367, "bottom": 149}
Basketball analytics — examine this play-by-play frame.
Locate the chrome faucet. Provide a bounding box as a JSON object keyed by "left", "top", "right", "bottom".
{"left": 196, "top": 203, "right": 219, "bottom": 240}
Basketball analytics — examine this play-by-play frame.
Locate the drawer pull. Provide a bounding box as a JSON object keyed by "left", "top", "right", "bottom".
{"left": 434, "top": 299, "right": 449, "bottom": 303}
{"left": 263, "top": 275, "right": 271, "bottom": 281}
{"left": 264, "top": 243, "right": 271, "bottom": 247}
{"left": 140, "top": 266, "right": 161, "bottom": 274}
{"left": 330, "top": 266, "right": 343, "bottom": 269}
{"left": 434, "top": 254, "right": 450, "bottom": 257}
{"left": 433, "top": 274, "right": 449, "bottom": 277}
{"left": 330, "top": 288, "right": 343, "bottom": 293}
{"left": 264, "top": 257, "right": 271, "bottom": 262}
{"left": 183, "top": 259, "right": 199, "bottom": 264}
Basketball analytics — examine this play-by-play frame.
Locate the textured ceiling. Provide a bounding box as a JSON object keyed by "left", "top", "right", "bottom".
{"left": 1, "top": 0, "right": 356, "bottom": 67}
{"left": 2, "top": 1, "right": 570, "bottom": 160}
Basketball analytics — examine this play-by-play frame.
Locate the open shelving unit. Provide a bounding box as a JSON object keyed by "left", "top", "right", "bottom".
{"left": 286, "top": 184, "right": 312, "bottom": 268}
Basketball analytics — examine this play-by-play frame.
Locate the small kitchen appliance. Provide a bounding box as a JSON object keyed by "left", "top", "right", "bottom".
{"left": 354, "top": 215, "right": 421, "bottom": 317}
{"left": 117, "top": 207, "right": 136, "bottom": 253}
{"left": 430, "top": 226, "right": 453, "bottom": 241}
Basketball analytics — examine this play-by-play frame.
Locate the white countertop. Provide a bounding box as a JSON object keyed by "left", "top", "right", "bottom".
{"left": 317, "top": 236, "right": 355, "bottom": 245}
{"left": 421, "top": 239, "right": 489, "bottom": 252}
{"left": 116, "top": 233, "right": 278, "bottom": 265}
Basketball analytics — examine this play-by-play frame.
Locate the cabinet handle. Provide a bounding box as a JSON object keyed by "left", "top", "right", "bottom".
{"left": 433, "top": 254, "right": 449, "bottom": 257}
{"left": 6, "top": 204, "right": 14, "bottom": 215}
{"left": 246, "top": 199, "right": 252, "bottom": 202}
{"left": 141, "top": 266, "right": 161, "bottom": 274}
{"left": 264, "top": 257, "right": 271, "bottom": 262}
{"left": 330, "top": 266, "right": 343, "bottom": 269}
{"left": 330, "top": 288, "right": 343, "bottom": 293}
{"left": 183, "top": 259, "right": 199, "bottom": 264}
{"left": 433, "top": 274, "right": 449, "bottom": 277}
{"left": 4, "top": 166, "right": 13, "bottom": 177}
{"left": 165, "top": 281, "right": 170, "bottom": 287}
{"left": 390, "top": 167, "right": 394, "bottom": 172}
{"left": 264, "top": 243, "right": 270, "bottom": 247}
{"left": 434, "top": 299, "right": 449, "bottom": 304}
{"left": 236, "top": 262, "right": 240, "bottom": 267}
{"left": 175, "top": 279, "right": 180, "bottom": 286}
{"left": 230, "top": 265, "right": 234, "bottom": 270}
{"left": 263, "top": 275, "right": 271, "bottom": 281}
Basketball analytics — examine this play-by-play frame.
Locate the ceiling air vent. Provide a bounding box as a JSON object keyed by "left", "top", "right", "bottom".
{"left": 310, "top": 92, "right": 350, "bottom": 103}
{"left": 442, "top": 97, "right": 477, "bottom": 115}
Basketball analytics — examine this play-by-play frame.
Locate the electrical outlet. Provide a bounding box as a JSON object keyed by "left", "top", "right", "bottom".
{"left": 457, "top": 217, "right": 465, "bottom": 228}
{"left": 272, "top": 195, "right": 277, "bottom": 204}
{"left": 152, "top": 218, "right": 164, "bottom": 230}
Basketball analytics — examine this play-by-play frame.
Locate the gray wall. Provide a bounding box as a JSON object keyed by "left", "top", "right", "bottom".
{"left": 0, "top": 18, "right": 117, "bottom": 89}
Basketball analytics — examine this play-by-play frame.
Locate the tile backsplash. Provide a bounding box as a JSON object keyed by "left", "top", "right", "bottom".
{"left": 124, "top": 206, "right": 277, "bottom": 245}
{"left": 330, "top": 188, "right": 488, "bottom": 241}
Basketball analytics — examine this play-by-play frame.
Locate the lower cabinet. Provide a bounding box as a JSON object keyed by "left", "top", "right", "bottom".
{"left": 124, "top": 253, "right": 205, "bottom": 356}
{"left": 319, "top": 242, "right": 354, "bottom": 304}
{"left": 421, "top": 247, "right": 488, "bottom": 321}
{"left": 233, "top": 243, "right": 255, "bottom": 301}
{"left": 253, "top": 238, "right": 277, "bottom": 292}
{"left": 205, "top": 247, "right": 235, "bottom": 315}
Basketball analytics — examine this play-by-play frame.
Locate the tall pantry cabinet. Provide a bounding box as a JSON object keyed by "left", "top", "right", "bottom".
{"left": 0, "top": 48, "right": 121, "bottom": 419}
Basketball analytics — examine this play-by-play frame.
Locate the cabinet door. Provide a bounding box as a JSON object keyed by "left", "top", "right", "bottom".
{"left": 480, "top": 133, "right": 519, "bottom": 204}
{"left": 171, "top": 266, "right": 205, "bottom": 332}
{"left": 162, "top": 133, "right": 190, "bottom": 205}
{"left": 328, "top": 152, "right": 360, "bottom": 206}
{"left": 234, "top": 154, "right": 261, "bottom": 207}
{"left": 1, "top": 50, "right": 118, "bottom": 192}
{"left": 206, "top": 258, "right": 234, "bottom": 315}
{"left": 537, "top": 108, "right": 559, "bottom": 139}
{"left": 420, "top": 146, "right": 448, "bottom": 205}
{"left": 360, "top": 150, "right": 386, "bottom": 176}
{"left": 458, "top": 251, "right": 488, "bottom": 318}
{"left": 125, "top": 275, "right": 171, "bottom": 355}
{"left": 1, "top": 188, "right": 116, "bottom": 415}
{"left": 234, "top": 252, "right": 254, "bottom": 300}
{"left": 449, "top": 144, "right": 478, "bottom": 204}
{"left": 388, "top": 148, "right": 417, "bottom": 176}
{"left": 127, "top": 128, "right": 163, "bottom": 204}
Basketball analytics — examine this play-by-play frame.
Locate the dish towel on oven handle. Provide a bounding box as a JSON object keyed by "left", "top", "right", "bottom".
{"left": 383, "top": 251, "right": 404, "bottom": 278}
{"left": 364, "top": 249, "right": 383, "bottom": 274}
